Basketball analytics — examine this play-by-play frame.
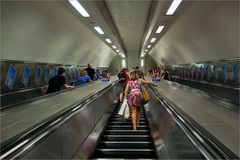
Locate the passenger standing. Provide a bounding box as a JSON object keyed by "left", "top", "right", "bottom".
{"left": 118, "top": 68, "right": 129, "bottom": 102}
{"left": 46, "top": 67, "right": 74, "bottom": 94}
{"left": 124, "top": 71, "right": 158, "bottom": 130}
{"left": 84, "top": 64, "right": 97, "bottom": 81}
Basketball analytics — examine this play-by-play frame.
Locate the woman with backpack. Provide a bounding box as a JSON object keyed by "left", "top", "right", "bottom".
{"left": 124, "top": 71, "right": 158, "bottom": 130}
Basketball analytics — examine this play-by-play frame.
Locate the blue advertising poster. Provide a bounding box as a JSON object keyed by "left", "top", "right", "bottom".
{"left": 44, "top": 66, "right": 50, "bottom": 82}
{"left": 35, "top": 65, "right": 42, "bottom": 85}
{"left": 5, "top": 64, "right": 17, "bottom": 90}
{"left": 21, "top": 66, "right": 31, "bottom": 87}
{"left": 204, "top": 65, "right": 210, "bottom": 80}
{"left": 221, "top": 64, "right": 228, "bottom": 82}
{"left": 232, "top": 63, "right": 239, "bottom": 82}
{"left": 54, "top": 67, "right": 58, "bottom": 76}
{"left": 213, "top": 64, "right": 218, "bottom": 81}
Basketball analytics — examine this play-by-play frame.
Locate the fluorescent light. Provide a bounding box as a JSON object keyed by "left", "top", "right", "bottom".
{"left": 141, "top": 54, "right": 144, "bottom": 58}
{"left": 68, "top": 0, "right": 90, "bottom": 17}
{"left": 147, "top": 45, "right": 151, "bottom": 48}
{"left": 166, "top": 0, "right": 182, "bottom": 15}
{"left": 122, "top": 59, "right": 126, "bottom": 67}
{"left": 121, "top": 54, "right": 125, "bottom": 58}
{"left": 116, "top": 50, "right": 119, "bottom": 52}
{"left": 141, "top": 59, "right": 144, "bottom": 67}
{"left": 105, "top": 39, "right": 112, "bottom": 43}
{"left": 156, "top": 26, "right": 164, "bottom": 33}
{"left": 112, "top": 45, "right": 116, "bottom": 49}
{"left": 94, "top": 26, "right": 104, "bottom": 34}
{"left": 150, "top": 38, "right": 156, "bottom": 43}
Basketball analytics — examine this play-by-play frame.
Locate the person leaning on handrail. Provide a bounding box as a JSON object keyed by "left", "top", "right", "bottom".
{"left": 45, "top": 67, "right": 74, "bottom": 94}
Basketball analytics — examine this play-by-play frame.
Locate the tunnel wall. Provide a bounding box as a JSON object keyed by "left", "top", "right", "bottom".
{"left": 149, "top": 1, "right": 239, "bottom": 66}
{"left": 108, "top": 56, "right": 122, "bottom": 75}
{"left": 1, "top": 1, "right": 116, "bottom": 67}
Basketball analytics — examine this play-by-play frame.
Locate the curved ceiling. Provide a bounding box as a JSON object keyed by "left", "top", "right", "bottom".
{"left": 1, "top": 0, "right": 239, "bottom": 69}
{"left": 105, "top": 0, "right": 152, "bottom": 69}
{"left": 148, "top": 1, "right": 239, "bottom": 66}
{"left": 1, "top": 1, "right": 116, "bottom": 67}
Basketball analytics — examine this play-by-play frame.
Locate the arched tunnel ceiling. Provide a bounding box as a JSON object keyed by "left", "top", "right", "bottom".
{"left": 149, "top": 1, "right": 239, "bottom": 66}
{"left": 105, "top": 0, "right": 152, "bottom": 69}
{"left": 1, "top": 0, "right": 239, "bottom": 69}
{"left": 1, "top": 1, "right": 117, "bottom": 67}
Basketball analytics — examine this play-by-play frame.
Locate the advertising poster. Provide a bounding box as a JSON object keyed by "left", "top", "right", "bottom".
{"left": 5, "top": 64, "right": 17, "bottom": 90}
{"left": 44, "top": 66, "right": 50, "bottom": 82}
{"left": 54, "top": 67, "right": 58, "bottom": 76}
{"left": 35, "top": 65, "right": 42, "bottom": 85}
{"left": 213, "top": 64, "right": 218, "bottom": 81}
{"left": 221, "top": 64, "right": 228, "bottom": 82}
{"left": 21, "top": 66, "right": 31, "bottom": 87}
{"left": 232, "top": 63, "right": 239, "bottom": 82}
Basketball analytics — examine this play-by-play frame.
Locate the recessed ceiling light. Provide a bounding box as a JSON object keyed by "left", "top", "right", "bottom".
{"left": 150, "top": 38, "right": 156, "bottom": 43}
{"left": 145, "top": 49, "right": 148, "bottom": 52}
{"left": 68, "top": 0, "right": 90, "bottom": 17}
{"left": 122, "top": 59, "right": 126, "bottom": 67}
{"left": 112, "top": 45, "right": 116, "bottom": 49}
{"left": 147, "top": 45, "right": 151, "bottom": 48}
{"left": 166, "top": 0, "right": 182, "bottom": 15}
{"left": 121, "top": 54, "right": 125, "bottom": 58}
{"left": 141, "top": 59, "right": 144, "bottom": 67}
{"left": 141, "top": 54, "right": 144, "bottom": 57}
{"left": 156, "top": 26, "right": 164, "bottom": 33}
{"left": 105, "top": 39, "right": 112, "bottom": 43}
{"left": 116, "top": 50, "right": 119, "bottom": 52}
{"left": 94, "top": 26, "right": 104, "bottom": 34}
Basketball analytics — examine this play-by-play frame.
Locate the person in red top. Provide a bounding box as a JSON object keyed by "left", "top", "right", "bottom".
{"left": 118, "top": 68, "right": 129, "bottom": 102}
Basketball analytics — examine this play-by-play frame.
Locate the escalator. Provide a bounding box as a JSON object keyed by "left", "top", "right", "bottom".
{"left": 92, "top": 104, "right": 157, "bottom": 159}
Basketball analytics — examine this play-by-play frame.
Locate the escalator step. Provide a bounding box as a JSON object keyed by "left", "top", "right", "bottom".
{"left": 102, "top": 135, "right": 151, "bottom": 141}
{"left": 109, "top": 118, "right": 147, "bottom": 121}
{"left": 104, "top": 130, "right": 150, "bottom": 135}
{"left": 106, "top": 125, "right": 148, "bottom": 130}
{"left": 93, "top": 149, "right": 156, "bottom": 158}
{"left": 98, "top": 141, "right": 153, "bottom": 149}
{"left": 108, "top": 121, "right": 147, "bottom": 125}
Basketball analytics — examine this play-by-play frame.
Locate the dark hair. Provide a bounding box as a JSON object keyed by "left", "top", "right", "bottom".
{"left": 58, "top": 67, "right": 66, "bottom": 75}
{"left": 121, "top": 68, "right": 129, "bottom": 73}
{"left": 135, "top": 66, "right": 139, "bottom": 69}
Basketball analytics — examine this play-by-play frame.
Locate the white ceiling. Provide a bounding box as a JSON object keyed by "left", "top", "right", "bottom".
{"left": 105, "top": 0, "right": 152, "bottom": 66}
{"left": 149, "top": 1, "right": 239, "bottom": 65}
{"left": 1, "top": 1, "right": 116, "bottom": 67}
{"left": 1, "top": 0, "right": 238, "bottom": 69}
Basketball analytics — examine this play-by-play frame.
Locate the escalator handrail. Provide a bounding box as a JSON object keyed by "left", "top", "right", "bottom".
{"left": 0, "top": 80, "right": 118, "bottom": 159}
{"left": 1, "top": 81, "right": 95, "bottom": 111}
{"left": 148, "top": 85, "right": 239, "bottom": 159}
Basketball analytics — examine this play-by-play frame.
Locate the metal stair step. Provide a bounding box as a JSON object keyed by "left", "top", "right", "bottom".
{"left": 102, "top": 135, "right": 151, "bottom": 141}
{"left": 104, "top": 130, "right": 150, "bottom": 135}
{"left": 98, "top": 141, "right": 153, "bottom": 149}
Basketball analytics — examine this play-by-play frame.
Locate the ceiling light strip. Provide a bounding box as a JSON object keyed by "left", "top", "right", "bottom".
{"left": 166, "top": 0, "right": 182, "bottom": 15}
{"left": 68, "top": 0, "right": 90, "bottom": 17}
{"left": 94, "top": 26, "right": 104, "bottom": 34}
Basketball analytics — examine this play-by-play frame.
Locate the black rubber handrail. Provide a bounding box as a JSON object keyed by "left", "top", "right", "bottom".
{"left": 0, "top": 80, "right": 118, "bottom": 159}
{"left": 149, "top": 85, "right": 239, "bottom": 159}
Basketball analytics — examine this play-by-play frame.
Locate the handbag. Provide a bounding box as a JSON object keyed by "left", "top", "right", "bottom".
{"left": 140, "top": 82, "right": 150, "bottom": 105}
{"left": 118, "top": 98, "right": 128, "bottom": 116}
{"left": 123, "top": 104, "right": 130, "bottom": 119}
